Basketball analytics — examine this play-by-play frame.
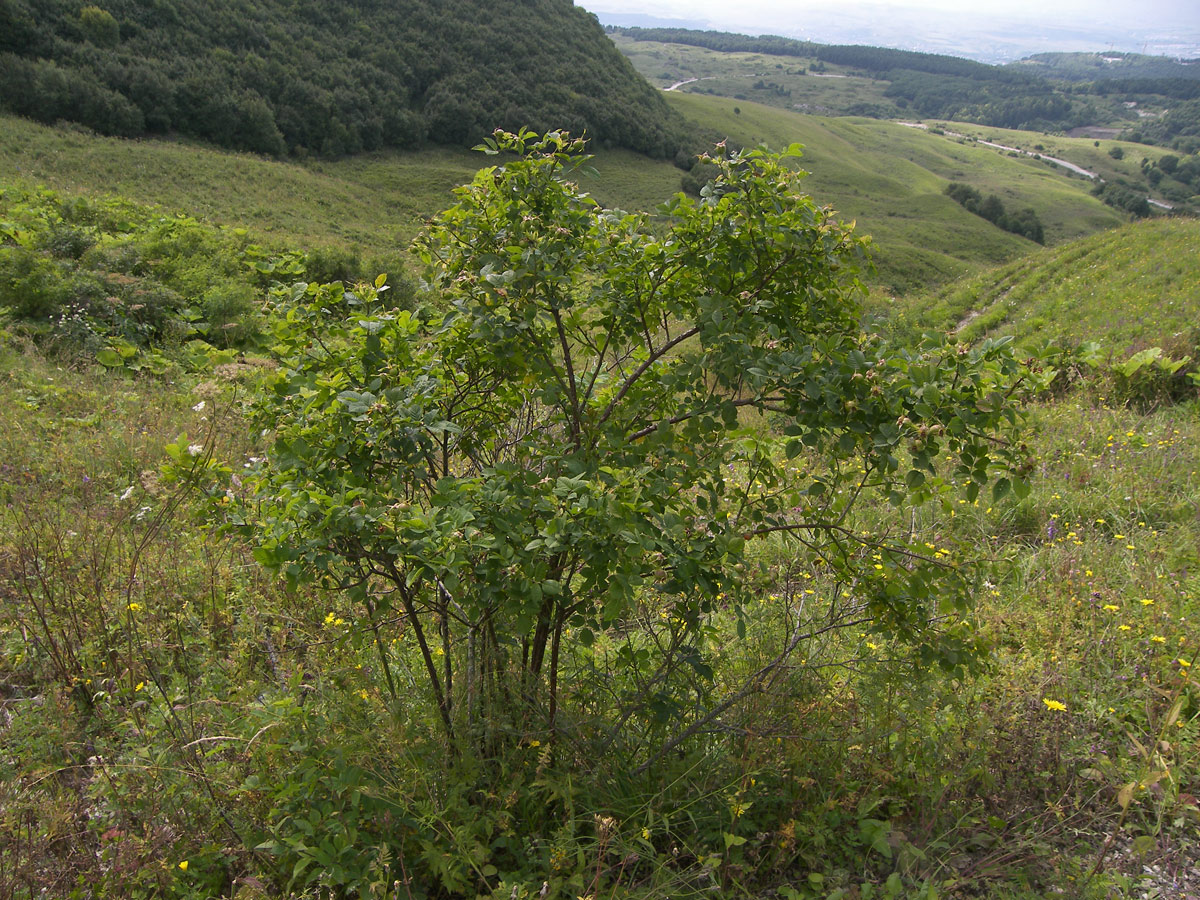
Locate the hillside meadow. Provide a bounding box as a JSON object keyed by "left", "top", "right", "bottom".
{"left": 662, "top": 93, "right": 1124, "bottom": 290}
{"left": 0, "top": 99, "right": 1130, "bottom": 298}
{"left": 886, "top": 218, "right": 1200, "bottom": 354}
{"left": 0, "top": 112, "right": 1197, "bottom": 900}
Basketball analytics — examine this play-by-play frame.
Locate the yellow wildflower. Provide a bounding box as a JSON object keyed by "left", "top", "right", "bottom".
{"left": 1042, "top": 698, "right": 1067, "bottom": 711}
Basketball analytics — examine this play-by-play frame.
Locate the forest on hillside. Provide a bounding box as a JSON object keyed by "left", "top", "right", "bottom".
{"left": 0, "top": 0, "right": 685, "bottom": 158}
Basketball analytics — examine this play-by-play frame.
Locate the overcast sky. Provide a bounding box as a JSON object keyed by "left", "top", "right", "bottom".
{"left": 583, "top": 0, "right": 1200, "bottom": 61}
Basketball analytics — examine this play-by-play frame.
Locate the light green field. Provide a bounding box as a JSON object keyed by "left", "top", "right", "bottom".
{"left": 0, "top": 116, "right": 683, "bottom": 262}
{"left": 893, "top": 218, "right": 1200, "bottom": 354}
{"left": 0, "top": 100, "right": 1130, "bottom": 294}
{"left": 666, "top": 93, "right": 1125, "bottom": 290}
{"left": 922, "top": 121, "right": 1193, "bottom": 208}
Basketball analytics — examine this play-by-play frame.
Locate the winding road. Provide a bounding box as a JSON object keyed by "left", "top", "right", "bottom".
{"left": 898, "top": 122, "right": 1098, "bottom": 178}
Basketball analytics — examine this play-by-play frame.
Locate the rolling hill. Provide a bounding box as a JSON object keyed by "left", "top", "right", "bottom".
{"left": 2, "top": 88, "right": 1134, "bottom": 295}
{"left": 610, "top": 28, "right": 1200, "bottom": 152}
{"left": 662, "top": 93, "right": 1125, "bottom": 290}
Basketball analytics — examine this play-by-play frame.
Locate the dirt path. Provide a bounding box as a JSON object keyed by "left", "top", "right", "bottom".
{"left": 665, "top": 76, "right": 717, "bottom": 92}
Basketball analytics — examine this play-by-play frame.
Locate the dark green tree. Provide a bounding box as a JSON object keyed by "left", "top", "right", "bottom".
{"left": 248, "top": 132, "right": 1034, "bottom": 765}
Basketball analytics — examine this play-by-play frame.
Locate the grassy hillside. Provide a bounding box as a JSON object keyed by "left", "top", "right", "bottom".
{"left": 3, "top": 191, "right": 1198, "bottom": 900}
{"left": 918, "top": 121, "right": 1199, "bottom": 210}
{"left": 890, "top": 218, "right": 1200, "bottom": 354}
{"left": 1, "top": 120, "right": 1199, "bottom": 899}
{"left": 611, "top": 29, "right": 1200, "bottom": 144}
{"left": 2, "top": 97, "right": 1133, "bottom": 295}
{"left": 0, "top": 0, "right": 682, "bottom": 157}
{"left": 609, "top": 32, "right": 899, "bottom": 117}
{"left": 664, "top": 93, "right": 1125, "bottom": 290}
{"left": 0, "top": 114, "right": 683, "bottom": 263}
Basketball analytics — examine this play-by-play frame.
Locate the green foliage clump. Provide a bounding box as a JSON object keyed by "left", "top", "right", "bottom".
{"left": 1091, "top": 179, "right": 1152, "bottom": 217}
{"left": 0, "top": 184, "right": 397, "bottom": 359}
{"left": 945, "top": 181, "right": 1045, "bottom": 243}
{"left": 229, "top": 132, "right": 1041, "bottom": 895}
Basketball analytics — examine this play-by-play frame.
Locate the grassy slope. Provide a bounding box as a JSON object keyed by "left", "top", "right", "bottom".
{"left": 0, "top": 115, "right": 480, "bottom": 259}
{"left": 1, "top": 99, "right": 1127, "bottom": 294}
{"left": 665, "top": 93, "right": 1124, "bottom": 290}
{"left": 893, "top": 218, "right": 1200, "bottom": 354}
{"left": 610, "top": 33, "right": 897, "bottom": 115}
{"left": 3, "top": 111, "right": 1199, "bottom": 900}
{"left": 0, "top": 115, "right": 682, "bottom": 262}
{"left": 925, "top": 121, "right": 1191, "bottom": 208}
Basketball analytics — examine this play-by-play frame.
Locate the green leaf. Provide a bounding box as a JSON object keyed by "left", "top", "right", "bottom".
{"left": 992, "top": 477, "right": 1010, "bottom": 501}
{"left": 1131, "top": 835, "right": 1156, "bottom": 856}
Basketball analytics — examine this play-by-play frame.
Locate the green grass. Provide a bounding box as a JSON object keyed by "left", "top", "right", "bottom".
{"left": 666, "top": 93, "right": 1125, "bottom": 290}
{"left": 921, "top": 122, "right": 1195, "bottom": 209}
{"left": 0, "top": 116, "right": 682, "bottom": 265}
{"left": 610, "top": 34, "right": 897, "bottom": 116}
{"left": 3, "top": 325, "right": 1197, "bottom": 898}
{"left": 890, "top": 218, "right": 1200, "bottom": 354}
{"left": 2, "top": 103, "right": 1133, "bottom": 296}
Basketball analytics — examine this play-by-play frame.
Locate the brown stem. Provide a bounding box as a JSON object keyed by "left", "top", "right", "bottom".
{"left": 389, "top": 572, "right": 455, "bottom": 745}
{"left": 364, "top": 596, "right": 399, "bottom": 705}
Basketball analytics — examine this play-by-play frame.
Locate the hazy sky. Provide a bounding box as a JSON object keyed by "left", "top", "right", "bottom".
{"left": 584, "top": 0, "right": 1200, "bottom": 61}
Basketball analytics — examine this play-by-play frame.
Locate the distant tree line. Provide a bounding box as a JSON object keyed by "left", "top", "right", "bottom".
{"left": 944, "top": 182, "right": 1045, "bottom": 242}
{"left": 0, "top": 0, "right": 686, "bottom": 158}
{"left": 1093, "top": 78, "right": 1200, "bottom": 100}
{"left": 885, "top": 72, "right": 1097, "bottom": 131}
{"left": 1015, "top": 52, "right": 1200, "bottom": 83}
{"left": 812, "top": 45, "right": 1011, "bottom": 80}
{"left": 607, "top": 26, "right": 819, "bottom": 58}
{"left": 1090, "top": 181, "right": 1151, "bottom": 217}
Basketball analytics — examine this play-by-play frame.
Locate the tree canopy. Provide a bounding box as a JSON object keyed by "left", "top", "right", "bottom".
{"left": 0, "top": 0, "right": 684, "bottom": 157}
